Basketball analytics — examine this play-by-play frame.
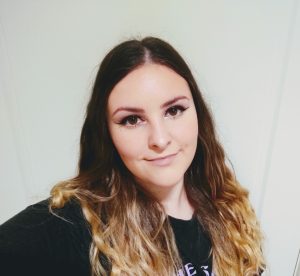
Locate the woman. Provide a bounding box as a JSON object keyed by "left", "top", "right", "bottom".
{"left": 0, "top": 37, "right": 265, "bottom": 275}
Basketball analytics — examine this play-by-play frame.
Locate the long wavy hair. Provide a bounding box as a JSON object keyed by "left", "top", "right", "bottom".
{"left": 50, "top": 37, "right": 265, "bottom": 275}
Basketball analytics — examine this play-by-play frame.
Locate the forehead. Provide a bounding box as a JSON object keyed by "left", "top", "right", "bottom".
{"left": 107, "top": 63, "right": 192, "bottom": 111}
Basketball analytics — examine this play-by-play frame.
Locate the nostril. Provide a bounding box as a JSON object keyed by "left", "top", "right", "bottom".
{"left": 149, "top": 138, "right": 171, "bottom": 152}
{"left": 148, "top": 122, "right": 172, "bottom": 150}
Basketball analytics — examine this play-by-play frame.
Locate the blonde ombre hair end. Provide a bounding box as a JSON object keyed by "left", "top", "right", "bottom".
{"left": 50, "top": 37, "right": 265, "bottom": 275}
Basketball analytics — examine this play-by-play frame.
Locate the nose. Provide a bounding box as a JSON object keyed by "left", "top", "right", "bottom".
{"left": 148, "top": 120, "right": 171, "bottom": 151}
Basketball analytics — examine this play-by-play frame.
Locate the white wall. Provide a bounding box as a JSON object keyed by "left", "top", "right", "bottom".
{"left": 0, "top": 1, "right": 299, "bottom": 275}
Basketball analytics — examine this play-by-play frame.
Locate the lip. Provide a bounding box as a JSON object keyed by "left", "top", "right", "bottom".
{"left": 146, "top": 153, "right": 178, "bottom": 166}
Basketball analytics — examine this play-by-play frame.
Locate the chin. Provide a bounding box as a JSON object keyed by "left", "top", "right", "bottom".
{"left": 139, "top": 173, "right": 185, "bottom": 191}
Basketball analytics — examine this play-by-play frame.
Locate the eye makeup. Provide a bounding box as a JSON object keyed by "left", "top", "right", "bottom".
{"left": 116, "top": 103, "right": 190, "bottom": 128}
{"left": 118, "top": 115, "right": 145, "bottom": 127}
{"left": 165, "top": 104, "right": 189, "bottom": 118}
{"left": 112, "top": 96, "right": 191, "bottom": 128}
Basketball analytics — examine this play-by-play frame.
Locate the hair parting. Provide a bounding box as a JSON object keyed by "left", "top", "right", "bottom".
{"left": 50, "top": 36, "right": 265, "bottom": 275}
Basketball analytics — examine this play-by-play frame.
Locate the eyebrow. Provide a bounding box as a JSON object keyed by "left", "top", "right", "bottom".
{"left": 111, "top": 96, "right": 189, "bottom": 116}
{"left": 161, "top": 96, "right": 189, "bottom": 108}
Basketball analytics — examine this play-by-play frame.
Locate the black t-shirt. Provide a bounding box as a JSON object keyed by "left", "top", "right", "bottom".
{"left": 169, "top": 216, "right": 213, "bottom": 276}
{"left": 0, "top": 200, "right": 213, "bottom": 275}
{"left": 0, "top": 199, "right": 92, "bottom": 276}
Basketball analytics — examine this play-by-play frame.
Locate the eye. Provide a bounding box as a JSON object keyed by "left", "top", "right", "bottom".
{"left": 165, "top": 105, "right": 187, "bottom": 118}
{"left": 119, "top": 115, "right": 143, "bottom": 127}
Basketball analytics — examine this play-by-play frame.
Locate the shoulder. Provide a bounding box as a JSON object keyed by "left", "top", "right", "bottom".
{"left": 0, "top": 198, "right": 91, "bottom": 276}
{"left": 0, "top": 198, "right": 89, "bottom": 244}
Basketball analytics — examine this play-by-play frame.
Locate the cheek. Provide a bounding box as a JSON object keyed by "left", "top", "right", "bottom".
{"left": 173, "top": 111, "right": 198, "bottom": 145}
{"left": 189, "top": 115, "right": 199, "bottom": 143}
{"left": 110, "top": 129, "right": 144, "bottom": 163}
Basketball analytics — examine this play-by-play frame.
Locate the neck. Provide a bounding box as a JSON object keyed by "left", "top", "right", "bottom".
{"left": 161, "top": 186, "right": 194, "bottom": 220}
{"left": 146, "top": 181, "right": 194, "bottom": 220}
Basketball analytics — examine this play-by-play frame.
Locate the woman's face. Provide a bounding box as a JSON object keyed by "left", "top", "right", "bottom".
{"left": 107, "top": 63, "right": 198, "bottom": 194}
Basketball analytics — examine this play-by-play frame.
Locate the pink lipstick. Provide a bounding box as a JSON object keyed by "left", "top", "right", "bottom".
{"left": 147, "top": 153, "right": 178, "bottom": 166}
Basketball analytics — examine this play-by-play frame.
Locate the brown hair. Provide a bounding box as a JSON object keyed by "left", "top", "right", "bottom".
{"left": 50, "top": 37, "right": 265, "bottom": 275}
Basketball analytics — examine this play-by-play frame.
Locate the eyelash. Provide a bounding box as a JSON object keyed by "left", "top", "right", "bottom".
{"left": 118, "top": 105, "right": 188, "bottom": 127}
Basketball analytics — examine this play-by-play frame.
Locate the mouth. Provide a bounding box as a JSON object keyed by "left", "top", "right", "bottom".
{"left": 146, "top": 152, "right": 178, "bottom": 166}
